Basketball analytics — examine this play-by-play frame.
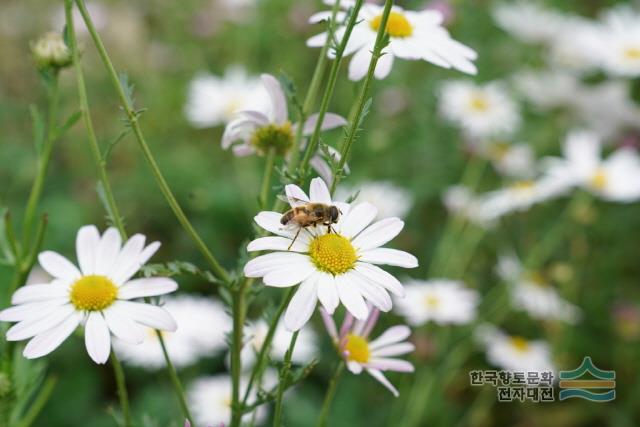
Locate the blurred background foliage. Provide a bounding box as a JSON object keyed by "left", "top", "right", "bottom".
{"left": 0, "top": 0, "right": 639, "bottom": 426}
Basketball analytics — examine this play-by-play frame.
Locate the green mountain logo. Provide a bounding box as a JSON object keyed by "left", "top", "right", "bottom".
{"left": 559, "top": 357, "right": 615, "bottom": 402}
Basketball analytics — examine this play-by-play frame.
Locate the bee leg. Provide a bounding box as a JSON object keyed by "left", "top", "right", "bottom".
{"left": 288, "top": 227, "right": 302, "bottom": 251}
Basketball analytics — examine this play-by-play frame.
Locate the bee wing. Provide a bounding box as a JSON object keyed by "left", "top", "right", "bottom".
{"left": 278, "top": 194, "right": 308, "bottom": 207}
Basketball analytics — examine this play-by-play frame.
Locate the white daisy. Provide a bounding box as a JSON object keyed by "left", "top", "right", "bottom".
{"left": 439, "top": 80, "right": 521, "bottom": 140}
{"left": 513, "top": 69, "right": 581, "bottom": 111}
{"left": 308, "top": 2, "right": 477, "bottom": 81}
{"left": 394, "top": 279, "right": 479, "bottom": 326}
{"left": 336, "top": 181, "right": 413, "bottom": 219}
{"left": 185, "top": 66, "right": 269, "bottom": 128}
{"left": 321, "top": 306, "right": 414, "bottom": 396}
{"left": 544, "top": 130, "right": 640, "bottom": 202}
{"left": 0, "top": 226, "right": 178, "bottom": 364}
{"left": 114, "top": 295, "right": 231, "bottom": 369}
{"left": 493, "top": 1, "right": 566, "bottom": 44}
{"left": 244, "top": 177, "right": 418, "bottom": 331}
{"left": 480, "top": 141, "right": 536, "bottom": 179}
{"left": 476, "top": 325, "right": 554, "bottom": 373}
{"left": 240, "top": 319, "right": 317, "bottom": 368}
{"left": 497, "top": 254, "right": 581, "bottom": 324}
{"left": 594, "top": 6, "right": 640, "bottom": 77}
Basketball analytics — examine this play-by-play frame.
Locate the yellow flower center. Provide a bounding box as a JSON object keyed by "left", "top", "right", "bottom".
{"left": 309, "top": 233, "right": 357, "bottom": 275}
{"left": 624, "top": 46, "right": 640, "bottom": 60}
{"left": 489, "top": 142, "right": 511, "bottom": 160}
{"left": 510, "top": 336, "right": 530, "bottom": 353}
{"left": 69, "top": 275, "right": 118, "bottom": 311}
{"left": 511, "top": 180, "right": 535, "bottom": 192}
{"left": 424, "top": 295, "right": 440, "bottom": 308}
{"left": 250, "top": 122, "right": 294, "bottom": 156}
{"left": 589, "top": 168, "right": 608, "bottom": 191}
{"left": 344, "top": 334, "right": 371, "bottom": 363}
{"left": 370, "top": 12, "right": 413, "bottom": 38}
{"left": 524, "top": 271, "right": 548, "bottom": 287}
{"left": 469, "top": 94, "right": 489, "bottom": 112}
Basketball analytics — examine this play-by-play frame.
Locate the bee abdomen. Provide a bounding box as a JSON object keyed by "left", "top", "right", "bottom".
{"left": 280, "top": 210, "right": 294, "bottom": 225}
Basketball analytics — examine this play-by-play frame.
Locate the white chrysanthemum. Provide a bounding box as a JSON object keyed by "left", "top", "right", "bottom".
{"left": 439, "top": 80, "right": 520, "bottom": 140}
{"left": 185, "top": 66, "right": 269, "bottom": 128}
{"left": 240, "top": 319, "right": 317, "bottom": 368}
{"left": 244, "top": 178, "right": 418, "bottom": 331}
{"left": 493, "top": 1, "right": 569, "bottom": 43}
{"left": 548, "top": 17, "right": 600, "bottom": 73}
{"left": 481, "top": 141, "right": 536, "bottom": 179}
{"left": 594, "top": 6, "right": 640, "bottom": 77}
{"left": 336, "top": 181, "right": 413, "bottom": 219}
{"left": 476, "top": 325, "right": 554, "bottom": 373}
{"left": 544, "top": 130, "right": 640, "bottom": 202}
{"left": 394, "top": 279, "right": 479, "bottom": 326}
{"left": 308, "top": 2, "right": 477, "bottom": 81}
{"left": 321, "top": 307, "right": 414, "bottom": 397}
{"left": 513, "top": 70, "right": 581, "bottom": 111}
{"left": 0, "top": 226, "right": 178, "bottom": 364}
{"left": 114, "top": 295, "right": 231, "bottom": 369}
{"left": 497, "top": 254, "right": 581, "bottom": 324}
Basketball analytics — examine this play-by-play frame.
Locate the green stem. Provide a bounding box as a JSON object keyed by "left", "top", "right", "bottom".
{"left": 111, "top": 351, "right": 132, "bottom": 427}
{"left": 272, "top": 330, "right": 299, "bottom": 427}
{"left": 157, "top": 331, "right": 194, "bottom": 426}
{"left": 315, "top": 362, "right": 344, "bottom": 427}
{"left": 230, "top": 281, "right": 249, "bottom": 427}
{"left": 14, "top": 375, "right": 58, "bottom": 427}
{"left": 9, "top": 215, "right": 48, "bottom": 294}
{"left": 22, "top": 75, "right": 59, "bottom": 246}
{"left": 259, "top": 149, "right": 276, "bottom": 209}
{"left": 75, "top": 0, "right": 231, "bottom": 286}
{"left": 330, "top": 0, "right": 394, "bottom": 193}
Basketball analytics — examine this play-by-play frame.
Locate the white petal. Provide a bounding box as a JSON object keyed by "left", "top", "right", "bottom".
{"left": 369, "top": 325, "right": 411, "bottom": 350}
{"left": 103, "top": 306, "right": 144, "bottom": 344}
{"left": 317, "top": 272, "right": 339, "bottom": 314}
{"left": 367, "top": 357, "right": 414, "bottom": 372}
{"left": 114, "top": 301, "right": 177, "bottom": 332}
{"left": 6, "top": 304, "right": 75, "bottom": 341}
{"left": 366, "top": 369, "right": 399, "bottom": 397}
{"left": 85, "top": 312, "right": 111, "bottom": 364}
{"left": 284, "top": 274, "right": 319, "bottom": 331}
{"left": 285, "top": 185, "right": 310, "bottom": 207}
{"left": 261, "top": 74, "right": 288, "bottom": 124}
{"left": 23, "top": 312, "right": 80, "bottom": 359}
{"left": 339, "top": 203, "right": 377, "bottom": 238}
{"left": 352, "top": 275, "right": 392, "bottom": 312}
{"left": 94, "top": 228, "right": 122, "bottom": 276}
{"left": 118, "top": 277, "right": 178, "bottom": 300}
{"left": 347, "top": 361, "right": 364, "bottom": 374}
{"left": 309, "top": 177, "right": 332, "bottom": 204}
{"left": 0, "top": 298, "right": 68, "bottom": 322}
{"left": 11, "top": 283, "right": 70, "bottom": 304}
{"left": 38, "top": 251, "right": 81, "bottom": 281}
{"left": 76, "top": 225, "right": 100, "bottom": 276}
{"left": 109, "top": 234, "right": 146, "bottom": 284}
{"left": 302, "top": 113, "right": 347, "bottom": 135}
{"left": 374, "top": 51, "right": 394, "bottom": 79}
{"left": 246, "top": 236, "right": 307, "bottom": 253}
{"left": 349, "top": 47, "right": 373, "bottom": 81}
{"left": 244, "top": 252, "right": 310, "bottom": 278}
{"left": 263, "top": 259, "right": 316, "bottom": 287}
{"left": 354, "top": 262, "right": 405, "bottom": 297}
{"left": 358, "top": 248, "right": 418, "bottom": 268}
{"left": 254, "top": 211, "right": 297, "bottom": 238}
{"left": 336, "top": 274, "right": 369, "bottom": 319}
{"left": 371, "top": 342, "right": 415, "bottom": 358}
{"left": 352, "top": 218, "right": 404, "bottom": 251}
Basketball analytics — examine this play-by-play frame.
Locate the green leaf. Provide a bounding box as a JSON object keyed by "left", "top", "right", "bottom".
{"left": 9, "top": 346, "right": 48, "bottom": 425}
{"left": 141, "top": 261, "right": 222, "bottom": 285}
{"left": 51, "top": 110, "right": 81, "bottom": 141}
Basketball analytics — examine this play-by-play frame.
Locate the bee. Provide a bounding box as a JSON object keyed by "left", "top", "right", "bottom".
{"left": 280, "top": 197, "right": 341, "bottom": 250}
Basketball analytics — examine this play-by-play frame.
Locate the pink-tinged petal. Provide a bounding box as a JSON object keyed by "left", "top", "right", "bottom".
{"left": 246, "top": 236, "right": 308, "bottom": 253}
{"left": 310, "top": 155, "right": 334, "bottom": 185}
{"left": 369, "top": 325, "right": 411, "bottom": 350}
{"left": 366, "top": 369, "right": 399, "bottom": 397}
{"left": 358, "top": 249, "right": 418, "bottom": 268}
{"left": 336, "top": 274, "right": 369, "bottom": 320}
{"left": 284, "top": 274, "right": 319, "bottom": 331}
{"left": 254, "top": 211, "right": 298, "bottom": 238}
{"left": 347, "top": 360, "right": 364, "bottom": 374}
{"left": 285, "top": 184, "right": 310, "bottom": 207}
{"left": 354, "top": 262, "right": 405, "bottom": 297}
{"left": 238, "top": 110, "right": 269, "bottom": 126}
{"left": 352, "top": 218, "right": 405, "bottom": 251}
{"left": 0, "top": 298, "right": 68, "bottom": 322}
{"left": 115, "top": 301, "right": 177, "bottom": 332}
{"left": 317, "top": 272, "right": 339, "bottom": 314}
{"left": 23, "top": 312, "right": 81, "bottom": 359}
{"left": 263, "top": 258, "right": 316, "bottom": 287}
{"left": 244, "top": 252, "right": 310, "bottom": 278}
{"left": 261, "top": 74, "right": 288, "bottom": 124}
{"left": 118, "top": 277, "right": 178, "bottom": 300}
{"left": 339, "top": 203, "right": 378, "bottom": 238}
{"left": 109, "top": 234, "right": 146, "bottom": 285}
{"left": 340, "top": 312, "right": 356, "bottom": 340}
{"left": 302, "top": 113, "right": 347, "bottom": 136}
{"left": 320, "top": 307, "right": 338, "bottom": 341}
{"left": 85, "top": 312, "right": 111, "bottom": 364}
{"left": 361, "top": 308, "right": 381, "bottom": 339}
{"left": 11, "top": 283, "right": 70, "bottom": 305}
{"left": 367, "top": 357, "right": 414, "bottom": 372}
{"left": 94, "top": 228, "right": 122, "bottom": 276}
{"left": 38, "top": 251, "right": 81, "bottom": 281}
{"left": 309, "top": 177, "right": 332, "bottom": 204}
{"left": 232, "top": 143, "right": 255, "bottom": 157}
{"left": 6, "top": 304, "right": 75, "bottom": 341}
{"left": 370, "top": 342, "right": 415, "bottom": 358}
{"left": 76, "top": 225, "right": 100, "bottom": 276}
{"left": 103, "top": 306, "right": 144, "bottom": 344}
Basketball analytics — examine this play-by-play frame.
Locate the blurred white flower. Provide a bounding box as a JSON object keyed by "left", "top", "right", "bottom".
{"left": 337, "top": 181, "right": 413, "bottom": 219}
{"left": 481, "top": 141, "right": 536, "bottom": 179}
{"left": 115, "top": 295, "right": 231, "bottom": 369}
{"left": 0, "top": 226, "right": 177, "bottom": 364}
{"left": 394, "top": 279, "right": 478, "bottom": 326}
{"left": 439, "top": 80, "right": 521, "bottom": 140}
{"left": 442, "top": 184, "right": 478, "bottom": 218}
{"left": 547, "top": 17, "right": 600, "bottom": 73}
{"left": 185, "top": 66, "right": 269, "bottom": 128}
{"left": 476, "top": 325, "right": 554, "bottom": 373}
{"left": 594, "top": 6, "right": 640, "bottom": 77}
{"left": 321, "top": 307, "right": 414, "bottom": 396}
{"left": 544, "top": 130, "right": 640, "bottom": 202}
{"left": 308, "top": 2, "right": 477, "bottom": 81}
{"left": 513, "top": 70, "right": 581, "bottom": 111}
{"left": 493, "top": 1, "right": 565, "bottom": 43}
{"left": 496, "top": 254, "right": 581, "bottom": 324}
{"left": 244, "top": 178, "right": 418, "bottom": 331}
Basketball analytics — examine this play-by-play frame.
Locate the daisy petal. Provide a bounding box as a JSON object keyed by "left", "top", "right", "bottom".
{"left": 367, "top": 357, "right": 414, "bottom": 372}
{"left": 246, "top": 236, "right": 308, "bottom": 253}
{"left": 85, "top": 312, "right": 111, "bottom": 364}
{"left": 0, "top": 298, "right": 68, "bottom": 322}
{"left": 263, "top": 258, "right": 316, "bottom": 287}
{"left": 118, "top": 277, "right": 178, "bottom": 300}
{"left": 352, "top": 275, "right": 392, "bottom": 312}
{"left": 309, "top": 177, "right": 332, "bottom": 204}
{"left": 284, "top": 274, "right": 319, "bottom": 331}
{"left": 347, "top": 360, "right": 364, "bottom": 374}
{"left": 336, "top": 274, "right": 369, "bottom": 319}
{"left": 317, "top": 272, "right": 339, "bottom": 314}
{"left": 104, "top": 306, "right": 144, "bottom": 344}
{"left": 76, "top": 225, "right": 100, "bottom": 276}
{"left": 244, "top": 252, "right": 310, "bottom": 278}
{"left": 370, "top": 342, "right": 415, "bottom": 358}
{"left": 302, "top": 113, "right": 347, "bottom": 135}
{"left": 254, "top": 211, "right": 297, "bottom": 238}
{"left": 369, "top": 325, "right": 411, "bottom": 350}
{"left": 340, "top": 203, "right": 378, "bottom": 238}
{"left": 6, "top": 304, "right": 75, "bottom": 341}
{"left": 359, "top": 248, "right": 418, "bottom": 268}
{"left": 115, "top": 301, "right": 177, "bottom": 332}
{"left": 11, "top": 283, "right": 70, "bottom": 304}
{"left": 109, "top": 234, "right": 146, "bottom": 284}
{"left": 366, "top": 369, "right": 399, "bottom": 397}
{"left": 285, "top": 184, "right": 310, "bottom": 207}
{"left": 261, "top": 74, "right": 288, "bottom": 124}
{"left": 352, "top": 218, "right": 405, "bottom": 251}
{"left": 94, "top": 228, "right": 122, "bottom": 276}
{"left": 38, "top": 251, "right": 81, "bottom": 281}
{"left": 23, "top": 312, "right": 80, "bottom": 359}
{"left": 354, "top": 262, "right": 405, "bottom": 296}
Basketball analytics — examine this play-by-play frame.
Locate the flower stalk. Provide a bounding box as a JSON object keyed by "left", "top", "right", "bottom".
{"left": 272, "top": 330, "right": 299, "bottom": 427}
{"left": 315, "top": 362, "right": 345, "bottom": 427}
{"left": 111, "top": 351, "right": 132, "bottom": 427}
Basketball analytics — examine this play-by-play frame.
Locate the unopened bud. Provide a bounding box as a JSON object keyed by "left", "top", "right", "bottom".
{"left": 31, "top": 32, "right": 72, "bottom": 71}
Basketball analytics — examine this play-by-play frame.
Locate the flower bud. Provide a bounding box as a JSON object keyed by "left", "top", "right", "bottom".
{"left": 31, "top": 32, "right": 72, "bottom": 71}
